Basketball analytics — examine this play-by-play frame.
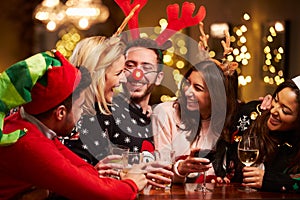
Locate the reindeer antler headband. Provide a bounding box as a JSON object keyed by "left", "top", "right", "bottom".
{"left": 114, "top": 0, "right": 206, "bottom": 47}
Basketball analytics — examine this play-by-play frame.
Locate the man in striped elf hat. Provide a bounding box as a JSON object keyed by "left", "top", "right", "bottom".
{"left": 0, "top": 50, "right": 147, "bottom": 199}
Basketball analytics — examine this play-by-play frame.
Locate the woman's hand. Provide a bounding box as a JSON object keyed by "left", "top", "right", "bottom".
{"left": 94, "top": 155, "right": 123, "bottom": 177}
{"left": 213, "top": 176, "right": 231, "bottom": 184}
{"left": 177, "top": 149, "right": 212, "bottom": 176}
{"left": 140, "top": 161, "right": 174, "bottom": 189}
{"left": 242, "top": 166, "right": 265, "bottom": 189}
{"left": 259, "top": 94, "right": 272, "bottom": 110}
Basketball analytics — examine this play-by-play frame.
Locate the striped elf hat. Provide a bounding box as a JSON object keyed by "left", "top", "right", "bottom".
{"left": 0, "top": 50, "right": 80, "bottom": 146}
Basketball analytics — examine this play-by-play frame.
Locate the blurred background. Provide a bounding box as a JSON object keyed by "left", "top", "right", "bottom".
{"left": 1, "top": 0, "right": 300, "bottom": 102}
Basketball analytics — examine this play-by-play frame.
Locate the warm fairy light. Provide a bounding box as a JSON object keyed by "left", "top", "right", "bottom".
{"left": 241, "top": 59, "right": 248, "bottom": 65}
{"left": 240, "top": 45, "right": 247, "bottom": 53}
{"left": 34, "top": 0, "right": 109, "bottom": 31}
{"left": 276, "top": 53, "right": 282, "bottom": 60}
{"left": 263, "top": 65, "right": 268, "bottom": 71}
{"left": 78, "top": 18, "right": 89, "bottom": 29}
{"left": 236, "top": 29, "right": 243, "bottom": 37}
{"left": 167, "top": 47, "right": 175, "bottom": 53}
{"left": 266, "top": 53, "right": 272, "bottom": 60}
{"left": 264, "top": 46, "right": 271, "bottom": 53}
{"left": 140, "top": 33, "right": 148, "bottom": 38}
{"left": 177, "top": 39, "right": 185, "bottom": 47}
{"left": 227, "top": 55, "right": 234, "bottom": 61}
{"left": 172, "top": 69, "right": 180, "bottom": 75}
{"left": 159, "top": 18, "right": 168, "bottom": 31}
{"left": 240, "top": 25, "right": 247, "bottom": 32}
{"left": 243, "top": 13, "right": 250, "bottom": 21}
{"left": 230, "top": 36, "right": 236, "bottom": 42}
{"left": 210, "top": 23, "right": 229, "bottom": 38}
{"left": 179, "top": 46, "right": 187, "bottom": 55}
{"left": 245, "top": 76, "right": 252, "bottom": 83}
{"left": 278, "top": 47, "right": 284, "bottom": 54}
{"left": 209, "top": 51, "right": 216, "bottom": 58}
{"left": 176, "top": 61, "right": 185, "bottom": 69}
{"left": 269, "top": 65, "right": 276, "bottom": 73}
{"left": 275, "top": 21, "right": 284, "bottom": 32}
{"left": 56, "top": 27, "right": 81, "bottom": 58}
{"left": 267, "top": 35, "right": 273, "bottom": 42}
{"left": 240, "top": 36, "right": 247, "bottom": 43}
{"left": 163, "top": 54, "right": 172, "bottom": 63}
{"left": 46, "top": 21, "right": 56, "bottom": 31}
{"left": 233, "top": 48, "right": 240, "bottom": 55}
{"left": 265, "top": 59, "right": 271, "bottom": 65}
{"left": 245, "top": 52, "right": 251, "bottom": 59}
{"left": 269, "top": 27, "right": 277, "bottom": 37}
{"left": 264, "top": 76, "right": 269, "bottom": 83}
{"left": 262, "top": 21, "right": 286, "bottom": 85}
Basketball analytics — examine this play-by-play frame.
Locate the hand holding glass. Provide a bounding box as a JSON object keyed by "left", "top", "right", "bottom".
{"left": 237, "top": 135, "right": 259, "bottom": 192}
{"left": 194, "top": 149, "right": 215, "bottom": 192}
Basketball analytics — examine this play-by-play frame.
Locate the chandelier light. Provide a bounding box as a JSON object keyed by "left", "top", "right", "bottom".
{"left": 33, "top": 0, "right": 110, "bottom": 31}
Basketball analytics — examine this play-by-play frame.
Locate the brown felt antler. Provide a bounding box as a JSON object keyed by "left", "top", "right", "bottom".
{"left": 155, "top": 2, "right": 206, "bottom": 46}
{"left": 114, "top": 0, "right": 148, "bottom": 40}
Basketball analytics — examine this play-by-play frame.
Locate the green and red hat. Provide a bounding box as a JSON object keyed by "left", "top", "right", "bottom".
{"left": 0, "top": 50, "right": 81, "bottom": 146}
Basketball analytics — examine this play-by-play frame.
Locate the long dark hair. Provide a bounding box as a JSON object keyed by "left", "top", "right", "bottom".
{"left": 247, "top": 79, "right": 300, "bottom": 172}
{"left": 175, "top": 60, "right": 227, "bottom": 145}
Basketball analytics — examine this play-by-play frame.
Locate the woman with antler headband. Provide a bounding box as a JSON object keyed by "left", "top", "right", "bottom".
{"left": 152, "top": 22, "right": 240, "bottom": 184}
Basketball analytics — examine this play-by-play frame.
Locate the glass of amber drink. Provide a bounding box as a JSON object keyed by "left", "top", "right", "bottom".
{"left": 154, "top": 149, "right": 175, "bottom": 190}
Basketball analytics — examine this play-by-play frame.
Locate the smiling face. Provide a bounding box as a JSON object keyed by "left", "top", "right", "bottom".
{"left": 183, "top": 71, "right": 211, "bottom": 119}
{"left": 104, "top": 55, "right": 126, "bottom": 103}
{"left": 124, "top": 47, "right": 163, "bottom": 101}
{"left": 267, "top": 87, "right": 299, "bottom": 131}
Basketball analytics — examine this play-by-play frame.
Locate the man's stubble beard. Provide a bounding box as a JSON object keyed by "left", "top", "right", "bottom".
{"left": 130, "top": 83, "right": 156, "bottom": 104}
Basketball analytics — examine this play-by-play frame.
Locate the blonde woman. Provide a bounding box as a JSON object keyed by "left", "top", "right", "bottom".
{"left": 64, "top": 36, "right": 127, "bottom": 165}
{"left": 65, "top": 36, "right": 173, "bottom": 189}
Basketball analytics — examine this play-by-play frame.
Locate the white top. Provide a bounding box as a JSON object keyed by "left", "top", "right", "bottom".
{"left": 152, "top": 101, "right": 218, "bottom": 177}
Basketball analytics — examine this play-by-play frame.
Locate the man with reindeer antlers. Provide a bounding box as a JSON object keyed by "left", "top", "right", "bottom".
{"left": 69, "top": 0, "right": 207, "bottom": 189}
{"left": 91, "top": 0, "right": 206, "bottom": 157}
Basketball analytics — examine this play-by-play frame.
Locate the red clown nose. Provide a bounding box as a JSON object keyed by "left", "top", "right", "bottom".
{"left": 132, "top": 68, "right": 144, "bottom": 80}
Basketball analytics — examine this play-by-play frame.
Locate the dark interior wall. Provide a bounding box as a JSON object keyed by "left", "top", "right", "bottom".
{"left": 1, "top": 0, "right": 300, "bottom": 101}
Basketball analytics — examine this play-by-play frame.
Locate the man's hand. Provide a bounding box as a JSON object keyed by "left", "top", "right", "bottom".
{"left": 120, "top": 164, "right": 148, "bottom": 192}
{"left": 95, "top": 155, "right": 123, "bottom": 177}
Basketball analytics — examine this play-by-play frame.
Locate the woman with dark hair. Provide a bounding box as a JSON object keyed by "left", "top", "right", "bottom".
{"left": 234, "top": 76, "right": 300, "bottom": 192}
{"left": 152, "top": 60, "right": 227, "bottom": 183}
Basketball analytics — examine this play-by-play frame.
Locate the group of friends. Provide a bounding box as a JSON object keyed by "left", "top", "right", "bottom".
{"left": 1, "top": 1, "right": 300, "bottom": 199}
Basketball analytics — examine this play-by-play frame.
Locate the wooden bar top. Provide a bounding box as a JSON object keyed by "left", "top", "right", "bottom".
{"left": 138, "top": 183, "right": 300, "bottom": 199}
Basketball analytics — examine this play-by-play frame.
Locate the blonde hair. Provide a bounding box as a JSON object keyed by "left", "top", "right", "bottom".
{"left": 70, "top": 36, "right": 125, "bottom": 115}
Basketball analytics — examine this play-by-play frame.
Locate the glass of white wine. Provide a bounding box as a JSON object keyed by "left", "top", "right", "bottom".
{"left": 237, "top": 135, "right": 259, "bottom": 192}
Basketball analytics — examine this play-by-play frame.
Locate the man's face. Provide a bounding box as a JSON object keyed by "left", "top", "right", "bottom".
{"left": 59, "top": 92, "right": 85, "bottom": 136}
{"left": 124, "top": 47, "right": 163, "bottom": 101}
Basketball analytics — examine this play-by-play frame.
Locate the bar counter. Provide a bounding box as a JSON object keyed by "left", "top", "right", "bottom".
{"left": 139, "top": 183, "right": 300, "bottom": 199}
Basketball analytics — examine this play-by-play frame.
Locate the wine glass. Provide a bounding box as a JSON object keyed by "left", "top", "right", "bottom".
{"left": 237, "top": 135, "right": 259, "bottom": 192}
{"left": 194, "top": 149, "right": 216, "bottom": 192}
